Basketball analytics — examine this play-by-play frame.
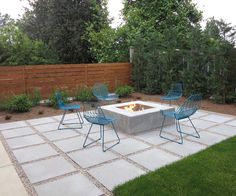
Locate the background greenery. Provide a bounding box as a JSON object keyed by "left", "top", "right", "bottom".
{"left": 0, "top": 0, "right": 235, "bottom": 103}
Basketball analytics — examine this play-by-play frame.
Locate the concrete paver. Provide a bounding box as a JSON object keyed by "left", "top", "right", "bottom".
{"left": 22, "top": 156, "right": 75, "bottom": 183}
{"left": 34, "top": 174, "right": 103, "bottom": 196}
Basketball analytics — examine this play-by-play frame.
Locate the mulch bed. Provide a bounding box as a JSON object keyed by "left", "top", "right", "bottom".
{"left": 0, "top": 92, "right": 235, "bottom": 123}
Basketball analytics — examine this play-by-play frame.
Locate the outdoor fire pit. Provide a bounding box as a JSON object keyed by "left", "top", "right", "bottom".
{"left": 101, "top": 101, "right": 175, "bottom": 134}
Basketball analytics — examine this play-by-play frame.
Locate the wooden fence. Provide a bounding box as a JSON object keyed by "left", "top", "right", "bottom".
{"left": 0, "top": 63, "right": 132, "bottom": 98}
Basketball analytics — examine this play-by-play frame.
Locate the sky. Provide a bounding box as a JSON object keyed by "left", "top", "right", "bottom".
{"left": 0, "top": 0, "right": 236, "bottom": 28}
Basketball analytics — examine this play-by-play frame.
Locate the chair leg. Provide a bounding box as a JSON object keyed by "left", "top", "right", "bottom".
{"left": 159, "top": 116, "right": 183, "bottom": 144}
{"left": 76, "top": 111, "right": 84, "bottom": 127}
{"left": 58, "top": 110, "right": 66, "bottom": 130}
{"left": 83, "top": 124, "right": 101, "bottom": 148}
{"left": 176, "top": 120, "right": 183, "bottom": 144}
{"left": 188, "top": 117, "right": 200, "bottom": 138}
{"left": 102, "top": 122, "right": 120, "bottom": 152}
{"left": 176, "top": 118, "right": 200, "bottom": 138}
{"left": 58, "top": 110, "right": 84, "bottom": 130}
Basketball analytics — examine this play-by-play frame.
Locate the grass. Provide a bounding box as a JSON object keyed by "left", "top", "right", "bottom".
{"left": 113, "top": 136, "right": 236, "bottom": 196}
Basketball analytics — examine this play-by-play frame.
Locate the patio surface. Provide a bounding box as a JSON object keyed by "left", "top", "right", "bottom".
{"left": 0, "top": 106, "right": 236, "bottom": 196}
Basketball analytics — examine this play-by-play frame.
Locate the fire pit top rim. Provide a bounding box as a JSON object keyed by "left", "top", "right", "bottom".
{"left": 101, "top": 101, "right": 174, "bottom": 117}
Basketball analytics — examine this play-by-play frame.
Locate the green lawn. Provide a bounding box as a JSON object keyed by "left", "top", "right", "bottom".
{"left": 113, "top": 136, "right": 236, "bottom": 196}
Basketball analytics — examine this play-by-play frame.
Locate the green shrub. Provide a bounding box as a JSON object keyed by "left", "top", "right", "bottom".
{"left": 48, "top": 89, "right": 69, "bottom": 108}
{"left": 31, "top": 89, "right": 41, "bottom": 106}
{"left": 115, "top": 85, "right": 134, "bottom": 98}
{"left": 5, "top": 94, "right": 32, "bottom": 112}
{"left": 75, "top": 85, "right": 96, "bottom": 102}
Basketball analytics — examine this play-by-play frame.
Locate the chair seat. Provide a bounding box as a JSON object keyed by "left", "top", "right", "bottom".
{"left": 97, "top": 93, "right": 118, "bottom": 101}
{"left": 161, "top": 108, "right": 196, "bottom": 120}
{"left": 84, "top": 115, "right": 114, "bottom": 125}
{"left": 161, "top": 95, "right": 181, "bottom": 101}
{"left": 60, "top": 104, "right": 81, "bottom": 110}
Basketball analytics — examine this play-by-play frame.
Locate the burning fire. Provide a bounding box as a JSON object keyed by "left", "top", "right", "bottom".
{"left": 124, "top": 104, "right": 144, "bottom": 112}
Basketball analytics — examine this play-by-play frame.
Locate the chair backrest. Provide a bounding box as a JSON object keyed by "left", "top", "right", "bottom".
{"left": 176, "top": 94, "right": 202, "bottom": 119}
{"left": 82, "top": 102, "right": 102, "bottom": 120}
{"left": 55, "top": 91, "right": 65, "bottom": 108}
{"left": 168, "top": 83, "right": 182, "bottom": 97}
{"left": 92, "top": 83, "right": 109, "bottom": 100}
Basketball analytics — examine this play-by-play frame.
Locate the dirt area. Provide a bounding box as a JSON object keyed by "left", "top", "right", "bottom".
{"left": 0, "top": 92, "right": 235, "bottom": 123}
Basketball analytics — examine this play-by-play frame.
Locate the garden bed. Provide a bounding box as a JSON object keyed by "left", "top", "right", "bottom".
{"left": 0, "top": 92, "right": 236, "bottom": 123}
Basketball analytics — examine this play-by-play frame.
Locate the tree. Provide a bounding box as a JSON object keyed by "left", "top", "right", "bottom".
{"left": 122, "top": 0, "right": 202, "bottom": 42}
{"left": 21, "top": 0, "right": 110, "bottom": 63}
{"left": 0, "top": 22, "right": 58, "bottom": 65}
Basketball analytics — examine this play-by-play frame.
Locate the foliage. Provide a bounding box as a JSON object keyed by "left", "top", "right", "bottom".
{"left": 89, "top": 26, "right": 130, "bottom": 62}
{"left": 115, "top": 85, "right": 134, "bottom": 98}
{"left": 48, "top": 89, "right": 69, "bottom": 108}
{"left": 31, "top": 89, "right": 41, "bottom": 106}
{"left": 131, "top": 18, "right": 236, "bottom": 103}
{"left": 5, "top": 94, "right": 32, "bottom": 112}
{"left": 0, "top": 22, "right": 59, "bottom": 65}
{"left": 75, "top": 85, "right": 96, "bottom": 102}
{"left": 113, "top": 136, "right": 236, "bottom": 196}
{"left": 21, "top": 0, "right": 110, "bottom": 63}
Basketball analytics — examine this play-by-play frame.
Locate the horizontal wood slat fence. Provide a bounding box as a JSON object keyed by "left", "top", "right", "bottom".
{"left": 0, "top": 63, "right": 132, "bottom": 98}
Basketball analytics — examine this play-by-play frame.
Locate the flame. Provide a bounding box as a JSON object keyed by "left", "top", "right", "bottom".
{"left": 123, "top": 104, "right": 145, "bottom": 112}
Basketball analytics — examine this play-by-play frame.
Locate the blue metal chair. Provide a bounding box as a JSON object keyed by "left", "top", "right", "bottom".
{"left": 83, "top": 102, "right": 120, "bottom": 152}
{"left": 160, "top": 94, "right": 201, "bottom": 144}
{"left": 92, "top": 83, "right": 118, "bottom": 101}
{"left": 161, "top": 83, "right": 182, "bottom": 105}
{"left": 55, "top": 91, "right": 84, "bottom": 130}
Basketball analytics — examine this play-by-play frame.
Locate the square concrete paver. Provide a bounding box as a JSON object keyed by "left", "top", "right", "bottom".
{"left": 42, "top": 130, "right": 79, "bottom": 141}
{"left": 34, "top": 122, "right": 59, "bottom": 133}
{"left": 191, "top": 111, "right": 209, "bottom": 119}
{"left": 128, "top": 148, "right": 180, "bottom": 171}
{"left": 6, "top": 134, "right": 45, "bottom": 149}
{"left": 0, "top": 165, "right": 28, "bottom": 196}
{"left": 161, "top": 124, "right": 198, "bottom": 137}
{"left": 112, "top": 138, "right": 150, "bottom": 155}
{"left": 225, "top": 119, "right": 236, "bottom": 127}
{"left": 89, "top": 129, "right": 127, "bottom": 143}
{"left": 186, "top": 131, "right": 226, "bottom": 146}
{"left": 200, "top": 114, "right": 234, "bottom": 123}
{"left": 1, "top": 127, "right": 34, "bottom": 139}
{"left": 160, "top": 140, "right": 206, "bottom": 157}
{"left": 34, "top": 174, "right": 103, "bottom": 196}
{"left": 182, "top": 119, "right": 217, "bottom": 130}
{"left": 0, "top": 121, "right": 27, "bottom": 131}
{"left": 88, "top": 159, "right": 145, "bottom": 191}
{"left": 27, "top": 117, "right": 56, "bottom": 126}
{"left": 13, "top": 144, "right": 58, "bottom": 163}
{"left": 134, "top": 130, "right": 167, "bottom": 145}
{"left": 79, "top": 124, "right": 107, "bottom": 134}
{"left": 68, "top": 146, "right": 117, "bottom": 168}
{"left": 54, "top": 136, "right": 88, "bottom": 152}
{"left": 207, "top": 124, "right": 236, "bottom": 137}
{"left": 22, "top": 156, "right": 75, "bottom": 183}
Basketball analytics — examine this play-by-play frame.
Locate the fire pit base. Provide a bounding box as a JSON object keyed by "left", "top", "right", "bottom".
{"left": 101, "top": 101, "right": 175, "bottom": 134}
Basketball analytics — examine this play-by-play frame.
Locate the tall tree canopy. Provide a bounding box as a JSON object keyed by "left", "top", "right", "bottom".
{"left": 123, "top": 0, "right": 202, "bottom": 42}
{"left": 21, "top": 0, "right": 110, "bottom": 63}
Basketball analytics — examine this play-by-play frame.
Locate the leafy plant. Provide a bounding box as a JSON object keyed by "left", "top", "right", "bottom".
{"left": 31, "top": 89, "right": 41, "bottom": 106}
{"left": 115, "top": 85, "right": 134, "bottom": 98}
{"left": 75, "top": 85, "right": 96, "bottom": 102}
{"left": 48, "top": 89, "right": 69, "bottom": 108}
{"left": 5, "top": 94, "right": 32, "bottom": 112}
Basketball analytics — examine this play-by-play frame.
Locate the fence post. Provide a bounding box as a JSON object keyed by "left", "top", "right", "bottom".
{"left": 129, "top": 46, "right": 134, "bottom": 63}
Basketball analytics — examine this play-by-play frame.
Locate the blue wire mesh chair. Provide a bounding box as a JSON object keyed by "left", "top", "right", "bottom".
{"left": 55, "top": 91, "right": 84, "bottom": 130}
{"left": 161, "top": 83, "right": 182, "bottom": 105}
{"left": 83, "top": 102, "right": 120, "bottom": 152}
{"left": 160, "top": 94, "right": 202, "bottom": 144}
{"left": 92, "top": 83, "right": 118, "bottom": 101}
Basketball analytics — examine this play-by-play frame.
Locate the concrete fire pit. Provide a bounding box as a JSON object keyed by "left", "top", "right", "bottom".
{"left": 101, "top": 101, "right": 175, "bottom": 134}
